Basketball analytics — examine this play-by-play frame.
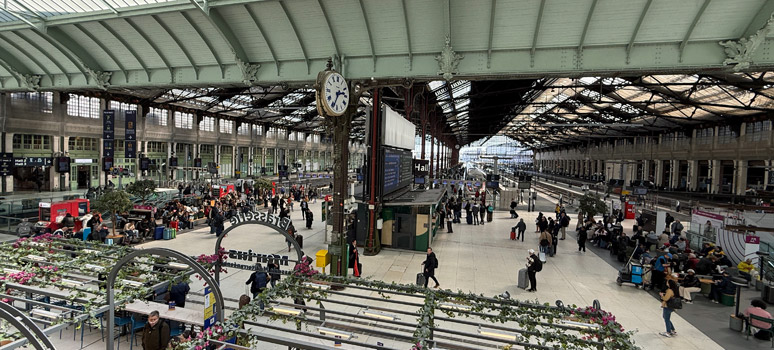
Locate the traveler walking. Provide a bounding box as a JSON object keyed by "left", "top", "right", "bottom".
{"left": 479, "top": 202, "right": 486, "bottom": 226}
{"left": 515, "top": 219, "right": 526, "bottom": 241}
{"left": 472, "top": 202, "right": 480, "bottom": 225}
{"left": 245, "top": 264, "right": 270, "bottom": 310}
{"left": 577, "top": 226, "right": 588, "bottom": 253}
{"left": 559, "top": 212, "right": 570, "bottom": 240}
{"left": 421, "top": 248, "right": 439, "bottom": 288}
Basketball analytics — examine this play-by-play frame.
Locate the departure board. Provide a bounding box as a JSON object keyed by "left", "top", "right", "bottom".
{"left": 382, "top": 147, "right": 412, "bottom": 196}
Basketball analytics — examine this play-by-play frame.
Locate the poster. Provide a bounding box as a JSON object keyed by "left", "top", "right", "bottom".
{"left": 203, "top": 286, "right": 216, "bottom": 330}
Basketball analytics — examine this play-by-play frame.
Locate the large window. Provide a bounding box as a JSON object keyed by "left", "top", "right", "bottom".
{"left": 746, "top": 121, "right": 771, "bottom": 142}
{"left": 67, "top": 95, "right": 100, "bottom": 119}
{"left": 238, "top": 123, "right": 249, "bottom": 135}
{"left": 147, "top": 107, "right": 168, "bottom": 126}
{"left": 174, "top": 112, "right": 194, "bottom": 129}
{"left": 717, "top": 125, "right": 736, "bottom": 144}
{"left": 13, "top": 134, "right": 51, "bottom": 150}
{"left": 200, "top": 116, "right": 215, "bottom": 132}
{"left": 289, "top": 131, "right": 297, "bottom": 141}
{"left": 220, "top": 119, "right": 233, "bottom": 134}
{"left": 267, "top": 127, "right": 276, "bottom": 138}
{"left": 697, "top": 128, "right": 713, "bottom": 145}
{"left": 11, "top": 92, "right": 53, "bottom": 113}
{"left": 253, "top": 124, "right": 264, "bottom": 136}
{"left": 108, "top": 101, "right": 137, "bottom": 119}
{"left": 68, "top": 137, "right": 98, "bottom": 151}
{"left": 200, "top": 144, "right": 215, "bottom": 154}
{"left": 146, "top": 141, "right": 167, "bottom": 153}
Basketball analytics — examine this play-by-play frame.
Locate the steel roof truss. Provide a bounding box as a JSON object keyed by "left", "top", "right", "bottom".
{"left": 626, "top": 0, "right": 653, "bottom": 64}
{"left": 278, "top": 1, "right": 309, "bottom": 75}
{"left": 73, "top": 23, "right": 128, "bottom": 83}
{"left": 13, "top": 31, "right": 71, "bottom": 84}
{"left": 179, "top": 11, "right": 224, "bottom": 79}
{"left": 530, "top": 0, "right": 546, "bottom": 67}
{"left": 679, "top": 0, "right": 711, "bottom": 62}
{"left": 99, "top": 21, "right": 151, "bottom": 81}
{"left": 400, "top": 0, "right": 412, "bottom": 70}
{"left": 243, "top": 4, "right": 280, "bottom": 76}
{"left": 124, "top": 17, "right": 173, "bottom": 82}
{"left": 151, "top": 14, "right": 198, "bottom": 79}
{"left": 356, "top": 0, "right": 376, "bottom": 72}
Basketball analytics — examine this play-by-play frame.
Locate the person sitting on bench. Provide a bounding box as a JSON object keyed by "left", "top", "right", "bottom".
{"left": 709, "top": 270, "right": 735, "bottom": 304}
{"left": 743, "top": 299, "right": 773, "bottom": 340}
{"left": 678, "top": 269, "right": 701, "bottom": 304}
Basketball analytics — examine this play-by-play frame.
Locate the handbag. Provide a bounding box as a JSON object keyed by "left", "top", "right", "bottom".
{"left": 666, "top": 297, "right": 682, "bottom": 309}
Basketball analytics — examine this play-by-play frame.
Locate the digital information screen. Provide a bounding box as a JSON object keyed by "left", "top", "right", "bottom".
{"left": 382, "top": 147, "right": 413, "bottom": 196}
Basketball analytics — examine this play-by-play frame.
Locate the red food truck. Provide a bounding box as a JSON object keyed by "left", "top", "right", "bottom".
{"left": 36, "top": 198, "right": 90, "bottom": 234}
{"left": 212, "top": 184, "right": 236, "bottom": 198}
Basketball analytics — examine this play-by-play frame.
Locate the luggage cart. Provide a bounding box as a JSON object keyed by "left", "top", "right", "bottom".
{"left": 616, "top": 248, "right": 647, "bottom": 288}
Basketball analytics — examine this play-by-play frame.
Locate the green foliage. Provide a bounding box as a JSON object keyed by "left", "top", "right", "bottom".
{"left": 92, "top": 190, "right": 132, "bottom": 235}
{"left": 254, "top": 178, "right": 273, "bottom": 191}
{"left": 125, "top": 179, "right": 157, "bottom": 204}
{"left": 578, "top": 193, "right": 608, "bottom": 219}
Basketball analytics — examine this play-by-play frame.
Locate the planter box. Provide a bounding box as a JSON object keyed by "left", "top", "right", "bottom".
{"left": 729, "top": 315, "right": 744, "bottom": 332}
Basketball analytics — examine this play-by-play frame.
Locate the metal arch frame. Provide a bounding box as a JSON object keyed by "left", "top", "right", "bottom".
{"left": 123, "top": 17, "right": 174, "bottom": 81}
{"left": 0, "top": 302, "right": 57, "bottom": 350}
{"left": 106, "top": 248, "right": 225, "bottom": 350}
{"left": 626, "top": 0, "right": 653, "bottom": 64}
{"left": 151, "top": 14, "right": 199, "bottom": 79}
{"left": 11, "top": 31, "right": 71, "bottom": 84}
{"left": 679, "top": 0, "right": 711, "bottom": 62}
{"left": 190, "top": 2, "right": 252, "bottom": 75}
{"left": 486, "top": 0, "right": 497, "bottom": 69}
{"left": 0, "top": 59, "right": 21, "bottom": 87}
{"left": 72, "top": 23, "right": 128, "bottom": 83}
{"left": 356, "top": 0, "right": 376, "bottom": 72}
{"left": 315, "top": 0, "right": 341, "bottom": 66}
{"left": 400, "top": 0, "right": 413, "bottom": 70}
{"left": 742, "top": 0, "right": 774, "bottom": 37}
{"left": 577, "top": 0, "right": 598, "bottom": 55}
{"left": 277, "top": 0, "right": 309, "bottom": 75}
{"left": 530, "top": 0, "right": 546, "bottom": 67}
{"left": 180, "top": 11, "right": 224, "bottom": 79}
{"left": 213, "top": 216, "right": 305, "bottom": 283}
{"left": 0, "top": 38, "right": 35, "bottom": 79}
{"left": 98, "top": 21, "right": 151, "bottom": 81}
{"left": 243, "top": 4, "right": 280, "bottom": 75}
{"left": 45, "top": 27, "right": 106, "bottom": 73}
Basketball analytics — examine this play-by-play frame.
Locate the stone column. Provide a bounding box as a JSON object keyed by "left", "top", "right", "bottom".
{"left": 710, "top": 160, "right": 721, "bottom": 194}
{"left": 688, "top": 160, "right": 698, "bottom": 191}
{"left": 736, "top": 159, "right": 748, "bottom": 195}
{"left": 654, "top": 160, "right": 663, "bottom": 187}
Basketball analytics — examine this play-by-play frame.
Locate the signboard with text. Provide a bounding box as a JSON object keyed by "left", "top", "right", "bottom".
{"left": 14, "top": 157, "right": 52, "bottom": 167}
{"left": 203, "top": 286, "right": 216, "bottom": 330}
{"left": 103, "top": 110, "right": 115, "bottom": 157}
{"left": 125, "top": 110, "right": 136, "bottom": 158}
{"left": 0, "top": 153, "right": 12, "bottom": 176}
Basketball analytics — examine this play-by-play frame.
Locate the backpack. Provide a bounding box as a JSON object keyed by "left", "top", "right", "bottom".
{"left": 433, "top": 256, "right": 439, "bottom": 269}
{"left": 532, "top": 258, "right": 543, "bottom": 272}
{"left": 540, "top": 238, "right": 550, "bottom": 247}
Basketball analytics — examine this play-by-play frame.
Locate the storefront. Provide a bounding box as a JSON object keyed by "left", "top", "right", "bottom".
{"left": 12, "top": 134, "right": 54, "bottom": 192}
{"left": 220, "top": 145, "right": 233, "bottom": 178}
{"left": 143, "top": 141, "right": 168, "bottom": 184}
{"left": 67, "top": 137, "right": 100, "bottom": 190}
{"left": 265, "top": 148, "right": 275, "bottom": 175}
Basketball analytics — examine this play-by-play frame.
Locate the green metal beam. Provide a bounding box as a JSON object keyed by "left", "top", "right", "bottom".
{"left": 124, "top": 17, "right": 174, "bottom": 81}
{"left": 73, "top": 23, "right": 128, "bottom": 83}
{"left": 179, "top": 11, "right": 224, "bottom": 79}
{"left": 98, "top": 21, "right": 151, "bottom": 81}
{"left": 193, "top": 3, "right": 248, "bottom": 63}
{"left": 151, "top": 15, "right": 199, "bottom": 79}
{"left": 45, "top": 26, "right": 109, "bottom": 85}
{"left": 278, "top": 0, "right": 309, "bottom": 74}
{"left": 679, "top": 0, "right": 711, "bottom": 62}
{"left": 356, "top": 0, "right": 376, "bottom": 72}
{"left": 400, "top": 0, "right": 413, "bottom": 70}
{"left": 530, "top": 0, "right": 546, "bottom": 67}
{"left": 315, "top": 0, "right": 340, "bottom": 65}
{"left": 11, "top": 31, "right": 71, "bottom": 85}
{"left": 0, "top": 33, "right": 52, "bottom": 82}
{"left": 743, "top": 0, "right": 774, "bottom": 37}
{"left": 577, "top": 0, "right": 598, "bottom": 53}
{"left": 626, "top": 0, "right": 653, "bottom": 64}
{"left": 486, "top": 0, "right": 496, "bottom": 69}
{"left": 243, "top": 4, "right": 280, "bottom": 75}
{"left": 0, "top": 59, "right": 22, "bottom": 88}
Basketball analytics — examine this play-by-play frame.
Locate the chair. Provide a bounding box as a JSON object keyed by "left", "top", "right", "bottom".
{"left": 746, "top": 314, "right": 774, "bottom": 348}
{"left": 129, "top": 314, "right": 146, "bottom": 350}
{"left": 168, "top": 321, "right": 184, "bottom": 338}
{"left": 113, "top": 316, "right": 132, "bottom": 350}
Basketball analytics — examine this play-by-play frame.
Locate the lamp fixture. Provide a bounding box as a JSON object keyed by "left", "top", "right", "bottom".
{"left": 316, "top": 326, "right": 354, "bottom": 340}
{"left": 439, "top": 302, "right": 471, "bottom": 311}
{"left": 561, "top": 319, "right": 601, "bottom": 329}
{"left": 61, "top": 278, "right": 85, "bottom": 287}
{"left": 121, "top": 279, "right": 144, "bottom": 288}
{"left": 83, "top": 264, "right": 105, "bottom": 272}
{"left": 31, "top": 309, "right": 62, "bottom": 320}
{"left": 269, "top": 306, "right": 302, "bottom": 316}
{"left": 478, "top": 327, "right": 517, "bottom": 341}
{"left": 167, "top": 262, "right": 189, "bottom": 270}
{"left": 81, "top": 249, "right": 99, "bottom": 255}
{"left": 303, "top": 282, "right": 330, "bottom": 290}
{"left": 26, "top": 255, "right": 47, "bottom": 262}
{"left": 360, "top": 309, "right": 399, "bottom": 321}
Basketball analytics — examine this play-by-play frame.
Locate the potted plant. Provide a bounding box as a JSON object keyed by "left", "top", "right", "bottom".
{"left": 578, "top": 193, "right": 608, "bottom": 221}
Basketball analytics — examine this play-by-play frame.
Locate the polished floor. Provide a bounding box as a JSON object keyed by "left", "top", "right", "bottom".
{"left": 42, "top": 190, "right": 764, "bottom": 349}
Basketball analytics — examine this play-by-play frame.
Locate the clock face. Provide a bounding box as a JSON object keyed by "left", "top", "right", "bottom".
{"left": 322, "top": 72, "right": 349, "bottom": 116}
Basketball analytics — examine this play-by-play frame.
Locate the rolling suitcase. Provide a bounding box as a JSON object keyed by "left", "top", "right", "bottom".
{"left": 517, "top": 268, "right": 529, "bottom": 289}
{"left": 466, "top": 215, "right": 472, "bottom": 225}
{"left": 416, "top": 272, "right": 426, "bottom": 286}
{"left": 154, "top": 226, "right": 164, "bottom": 240}
{"left": 295, "top": 235, "right": 303, "bottom": 249}
{"left": 510, "top": 230, "right": 516, "bottom": 240}
{"left": 539, "top": 252, "right": 547, "bottom": 263}
{"left": 169, "top": 228, "right": 177, "bottom": 239}
{"left": 163, "top": 228, "right": 171, "bottom": 240}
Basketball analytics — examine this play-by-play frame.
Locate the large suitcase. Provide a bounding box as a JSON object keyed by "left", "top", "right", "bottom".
{"left": 517, "top": 268, "right": 529, "bottom": 289}
{"left": 539, "top": 252, "right": 547, "bottom": 263}
{"left": 466, "top": 215, "right": 473, "bottom": 225}
{"left": 154, "top": 226, "right": 164, "bottom": 240}
{"left": 169, "top": 228, "right": 176, "bottom": 239}
{"left": 295, "top": 235, "right": 303, "bottom": 249}
{"left": 163, "top": 228, "right": 171, "bottom": 240}
{"left": 510, "top": 230, "right": 516, "bottom": 240}
{"left": 416, "top": 273, "right": 426, "bottom": 286}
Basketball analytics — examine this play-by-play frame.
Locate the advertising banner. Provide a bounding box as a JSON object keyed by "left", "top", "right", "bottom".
{"left": 125, "top": 110, "right": 136, "bottom": 158}
{"left": 103, "top": 110, "right": 115, "bottom": 157}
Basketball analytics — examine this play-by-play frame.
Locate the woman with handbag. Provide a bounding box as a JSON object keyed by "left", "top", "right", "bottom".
{"left": 660, "top": 279, "right": 680, "bottom": 337}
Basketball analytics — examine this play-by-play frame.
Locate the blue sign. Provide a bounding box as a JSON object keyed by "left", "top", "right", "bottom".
{"left": 125, "top": 110, "right": 136, "bottom": 159}
{"left": 203, "top": 286, "right": 216, "bottom": 330}
{"left": 102, "top": 110, "right": 115, "bottom": 140}
{"left": 382, "top": 149, "right": 401, "bottom": 195}
{"left": 103, "top": 140, "right": 114, "bottom": 158}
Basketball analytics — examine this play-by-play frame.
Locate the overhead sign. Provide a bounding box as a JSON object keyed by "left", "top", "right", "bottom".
{"left": 169, "top": 157, "right": 178, "bottom": 167}
{"left": 229, "top": 211, "right": 291, "bottom": 232}
{"left": 14, "top": 157, "right": 52, "bottom": 167}
{"left": 103, "top": 110, "right": 115, "bottom": 157}
{"left": 125, "top": 110, "right": 136, "bottom": 158}
{"left": 412, "top": 159, "right": 429, "bottom": 177}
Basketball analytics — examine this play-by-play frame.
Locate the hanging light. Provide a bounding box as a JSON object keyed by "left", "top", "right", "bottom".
{"left": 478, "top": 327, "right": 517, "bottom": 341}
{"left": 561, "top": 319, "right": 600, "bottom": 329}
{"left": 269, "top": 306, "right": 302, "bottom": 316}
{"left": 360, "top": 309, "right": 399, "bottom": 321}
{"left": 121, "top": 279, "right": 144, "bottom": 287}
{"left": 439, "top": 302, "right": 471, "bottom": 311}
{"left": 316, "top": 326, "right": 354, "bottom": 340}
{"left": 26, "top": 255, "right": 47, "bottom": 262}
{"left": 167, "top": 262, "right": 189, "bottom": 270}
{"left": 303, "top": 282, "right": 330, "bottom": 290}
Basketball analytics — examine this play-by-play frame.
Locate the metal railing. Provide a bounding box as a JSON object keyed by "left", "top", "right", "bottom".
{"left": 0, "top": 215, "right": 30, "bottom": 236}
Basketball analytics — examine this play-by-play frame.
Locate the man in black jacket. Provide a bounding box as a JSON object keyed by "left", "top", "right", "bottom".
{"left": 168, "top": 281, "right": 190, "bottom": 308}
{"left": 679, "top": 269, "right": 701, "bottom": 304}
{"left": 515, "top": 219, "right": 527, "bottom": 241}
{"left": 526, "top": 249, "right": 542, "bottom": 292}
{"left": 141, "top": 311, "right": 170, "bottom": 350}
{"left": 245, "top": 264, "right": 270, "bottom": 309}
{"left": 421, "top": 248, "right": 439, "bottom": 289}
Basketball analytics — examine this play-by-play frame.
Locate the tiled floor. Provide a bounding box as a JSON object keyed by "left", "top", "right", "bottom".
{"left": 44, "top": 191, "right": 740, "bottom": 349}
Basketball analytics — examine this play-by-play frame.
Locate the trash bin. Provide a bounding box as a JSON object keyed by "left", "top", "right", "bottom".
{"left": 729, "top": 315, "right": 744, "bottom": 332}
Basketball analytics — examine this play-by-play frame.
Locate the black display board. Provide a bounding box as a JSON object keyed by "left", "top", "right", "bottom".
{"left": 382, "top": 147, "right": 413, "bottom": 196}
{"left": 56, "top": 157, "right": 70, "bottom": 173}
{"left": 125, "top": 110, "right": 137, "bottom": 158}
{"left": 0, "top": 153, "right": 13, "bottom": 176}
